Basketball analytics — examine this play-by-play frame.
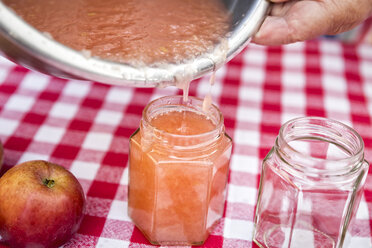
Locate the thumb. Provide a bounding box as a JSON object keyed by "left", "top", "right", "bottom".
{"left": 252, "top": 1, "right": 329, "bottom": 45}
{"left": 252, "top": 16, "right": 293, "bottom": 45}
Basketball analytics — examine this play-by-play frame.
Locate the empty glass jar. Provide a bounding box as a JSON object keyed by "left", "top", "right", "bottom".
{"left": 253, "top": 117, "right": 369, "bottom": 248}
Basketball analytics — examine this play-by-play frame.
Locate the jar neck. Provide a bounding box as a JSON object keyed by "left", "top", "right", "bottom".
{"left": 275, "top": 117, "right": 365, "bottom": 178}
{"left": 140, "top": 95, "right": 224, "bottom": 152}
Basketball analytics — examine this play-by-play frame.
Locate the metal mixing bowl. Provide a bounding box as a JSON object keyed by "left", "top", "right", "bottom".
{"left": 0, "top": 0, "right": 269, "bottom": 87}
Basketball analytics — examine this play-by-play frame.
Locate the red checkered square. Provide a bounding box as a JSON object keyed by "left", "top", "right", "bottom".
{"left": 52, "top": 144, "right": 80, "bottom": 160}
{"left": 68, "top": 119, "right": 92, "bottom": 132}
{"left": 38, "top": 91, "right": 59, "bottom": 101}
{"left": 202, "top": 235, "right": 224, "bottom": 247}
{"left": 88, "top": 181, "right": 119, "bottom": 199}
{"left": 22, "top": 113, "right": 46, "bottom": 125}
{"left": 4, "top": 136, "right": 31, "bottom": 151}
{"left": 77, "top": 215, "right": 106, "bottom": 237}
{"left": 102, "top": 152, "right": 128, "bottom": 168}
{"left": 81, "top": 98, "right": 104, "bottom": 109}
{"left": 129, "top": 227, "right": 152, "bottom": 245}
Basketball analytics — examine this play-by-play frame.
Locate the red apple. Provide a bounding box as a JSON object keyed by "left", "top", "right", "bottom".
{"left": 0, "top": 160, "right": 86, "bottom": 248}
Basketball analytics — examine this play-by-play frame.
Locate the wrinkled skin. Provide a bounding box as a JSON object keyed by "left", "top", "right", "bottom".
{"left": 252, "top": 0, "right": 372, "bottom": 45}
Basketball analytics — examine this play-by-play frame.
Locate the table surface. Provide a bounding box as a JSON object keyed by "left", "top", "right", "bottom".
{"left": 0, "top": 40, "right": 372, "bottom": 248}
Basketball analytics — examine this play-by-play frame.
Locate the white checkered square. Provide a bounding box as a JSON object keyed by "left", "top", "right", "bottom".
{"left": 243, "top": 48, "right": 267, "bottom": 66}
{"left": 18, "top": 152, "right": 49, "bottom": 164}
{"left": 197, "top": 77, "right": 222, "bottom": 98}
{"left": 238, "top": 86, "right": 262, "bottom": 103}
{"left": 358, "top": 43, "right": 372, "bottom": 58}
{"left": 151, "top": 87, "right": 179, "bottom": 101}
{"left": 34, "top": 126, "right": 65, "bottom": 143}
{"left": 0, "top": 56, "right": 14, "bottom": 66}
{"left": 120, "top": 166, "right": 129, "bottom": 185}
{"left": 234, "top": 130, "right": 260, "bottom": 147}
{"left": 215, "top": 65, "right": 227, "bottom": 78}
{"left": 282, "top": 53, "right": 305, "bottom": 69}
{"left": 70, "top": 161, "right": 100, "bottom": 180}
{"left": 227, "top": 185, "right": 256, "bottom": 205}
{"left": 0, "top": 68, "right": 9, "bottom": 84}
{"left": 241, "top": 67, "right": 265, "bottom": 85}
{"left": 320, "top": 40, "right": 342, "bottom": 54}
{"left": 0, "top": 59, "right": 15, "bottom": 83}
{"left": 290, "top": 228, "right": 314, "bottom": 247}
{"left": 347, "top": 237, "right": 372, "bottom": 248}
{"left": 5, "top": 95, "right": 34, "bottom": 112}
{"left": 95, "top": 110, "right": 122, "bottom": 126}
{"left": 281, "top": 113, "right": 304, "bottom": 124}
{"left": 82, "top": 132, "right": 112, "bottom": 151}
{"left": 356, "top": 196, "right": 369, "bottom": 219}
{"left": 364, "top": 81, "right": 372, "bottom": 99}
{"left": 63, "top": 80, "right": 90, "bottom": 97}
{"left": 231, "top": 154, "right": 259, "bottom": 174}
{"left": 298, "top": 192, "right": 312, "bottom": 212}
{"left": 49, "top": 102, "right": 78, "bottom": 119}
{"left": 106, "top": 87, "right": 133, "bottom": 105}
{"left": 0, "top": 118, "right": 19, "bottom": 136}
{"left": 237, "top": 106, "right": 261, "bottom": 123}
{"left": 21, "top": 72, "right": 50, "bottom": 91}
{"left": 282, "top": 71, "right": 306, "bottom": 88}
{"left": 321, "top": 54, "right": 344, "bottom": 73}
{"left": 107, "top": 200, "right": 131, "bottom": 221}
{"left": 361, "top": 61, "right": 372, "bottom": 79}
{"left": 322, "top": 74, "right": 347, "bottom": 93}
{"left": 96, "top": 238, "right": 129, "bottom": 248}
{"left": 281, "top": 91, "right": 306, "bottom": 108}
{"left": 223, "top": 218, "right": 254, "bottom": 240}
{"left": 324, "top": 95, "right": 350, "bottom": 113}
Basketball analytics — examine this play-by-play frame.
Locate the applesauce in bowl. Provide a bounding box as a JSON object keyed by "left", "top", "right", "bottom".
{"left": 3, "top": 0, "right": 230, "bottom": 66}
{"left": 0, "top": 0, "right": 269, "bottom": 86}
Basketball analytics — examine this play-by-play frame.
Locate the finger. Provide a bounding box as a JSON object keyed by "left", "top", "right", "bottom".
{"left": 252, "top": 1, "right": 329, "bottom": 45}
{"left": 253, "top": 0, "right": 372, "bottom": 45}
{"left": 270, "top": 1, "right": 295, "bottom": 16}
{"left": 252, "top": 16, "right": 292, "bottom": 45}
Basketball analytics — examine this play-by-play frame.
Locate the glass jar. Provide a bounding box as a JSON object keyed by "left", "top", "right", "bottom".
{"left": 253, "top": 117, "right": 369, "bottom": 248}
{"left": 128, "top": 95, "right": 232, "bottom": 246}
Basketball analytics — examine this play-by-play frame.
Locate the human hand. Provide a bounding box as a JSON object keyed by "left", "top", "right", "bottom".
{"left": 252, "top": 0, "right": 372, "bottom": 45}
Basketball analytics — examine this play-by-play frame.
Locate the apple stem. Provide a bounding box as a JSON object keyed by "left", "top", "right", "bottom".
{"left": 43, "top": 179, "right": 55, "bottom": 189}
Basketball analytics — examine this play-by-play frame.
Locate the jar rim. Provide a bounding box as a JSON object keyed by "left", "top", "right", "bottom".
{"left": 141, "top": 95, "right": 224, "bottom": 147}
{"left": 276, "top": 116, "right": 365, "bottom": 175}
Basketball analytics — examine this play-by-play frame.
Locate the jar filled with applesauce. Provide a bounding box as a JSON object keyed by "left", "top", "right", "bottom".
{"left": 253, "top": 117, "right": 369, "bottom": 248}
{"left": 128, "top": 95, "right": 232, "bottom": 246}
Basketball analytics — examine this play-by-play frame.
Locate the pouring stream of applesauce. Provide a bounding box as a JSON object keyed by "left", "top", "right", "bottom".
{"left": 202, "top": 72, "right": 216, "bottom": 113}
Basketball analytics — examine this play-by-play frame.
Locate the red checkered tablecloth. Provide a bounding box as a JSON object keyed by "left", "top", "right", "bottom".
{"left": 0, "top": 40, "right": 372, "bottom": 247}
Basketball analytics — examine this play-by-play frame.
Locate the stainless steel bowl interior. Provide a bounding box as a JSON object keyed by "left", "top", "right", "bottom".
{"left": 0, "top": 0, "right": 269, "bottom": 87}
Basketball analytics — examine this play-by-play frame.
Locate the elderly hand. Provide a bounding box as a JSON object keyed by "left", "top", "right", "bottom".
{"left": 252, "top": 0, "right": 372, "bottom": 45}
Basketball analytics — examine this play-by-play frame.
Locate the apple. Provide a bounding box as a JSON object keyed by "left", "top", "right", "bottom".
{"left": 0, "top": 160, "right": 86, "bottom": 248}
